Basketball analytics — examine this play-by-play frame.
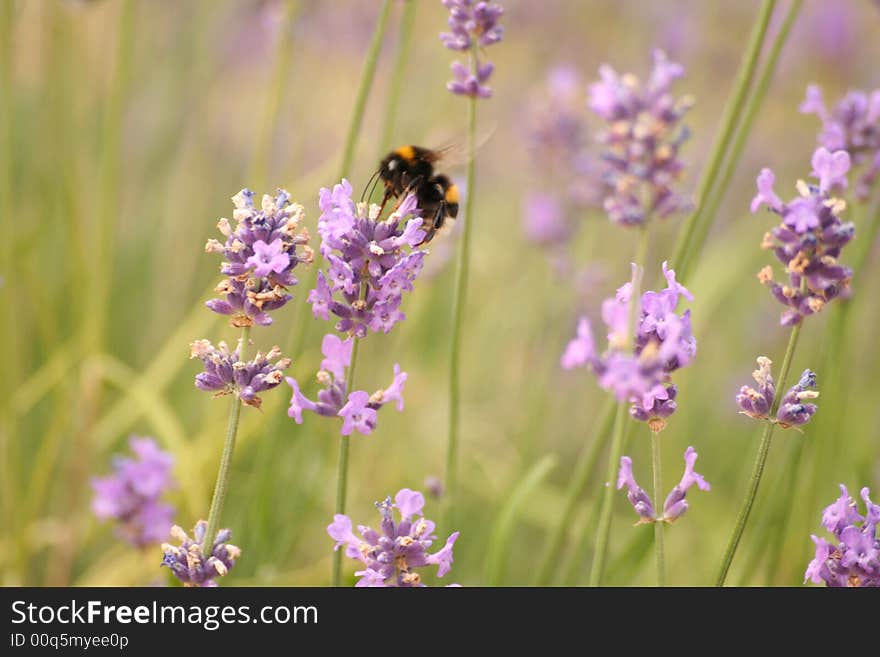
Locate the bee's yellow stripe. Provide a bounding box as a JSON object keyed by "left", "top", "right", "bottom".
{"left": 445, "top": 184, "right": 459, "bottom": 204}
{"left": 395, "top": 145, "right": 416, "bottom": 162}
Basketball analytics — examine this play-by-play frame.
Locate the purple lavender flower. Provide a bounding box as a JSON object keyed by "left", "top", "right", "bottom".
{"left": 588, "top": 49, "right": 693, "bottom": 227}
{"left": 190, "top": 338, "right": 290, "bottom": 409}
{"left": 751, "top": 147, "right": 855, "bottom": 325}
{"left": 736, "top": 358, "right": 819, "bottom": 429}
{"left": 91, "top": 437, "right": 176, "bottom": 548}
{"left": 800, "top": 85, "right": 880, "bottom": 200}
{"left": 617, "top": 446, "right": 710, "bottom": 524}
{"left": 205, "top": 189, "right": 312, "bottom": 327}
{"left": 285, "top": 334, "right": 406, "bottom": 436}
{"left": 562, "top": 262, "right": 696, "bottom": 428}
{"left": 735, "top": 356, "right": 775, "bottom": 419}
{"left": 805, "top": 485, "right": 880, "bottom": 587}
{"left": 776, "top": 369, "right": 819, "bottom": 428}
{"left": 308, "top": 180, "right": 426, "bottom": 337}
{"left": 327, "top": 488, "right": 460, "bottom": 586}
{"left": 440, "top": 1, "right": 504, "bottom": 98}
{"left": 161, "top": 521, "right": 241, "bottom": 587}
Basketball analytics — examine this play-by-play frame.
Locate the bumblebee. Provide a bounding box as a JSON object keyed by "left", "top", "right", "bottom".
{"left": 373, "top": 145, "right": 460, "bottom": 244}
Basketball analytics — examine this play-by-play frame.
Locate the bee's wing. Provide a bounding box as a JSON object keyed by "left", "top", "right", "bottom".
{"left": 426, "top": 122, "right": 497, "bottom": 168}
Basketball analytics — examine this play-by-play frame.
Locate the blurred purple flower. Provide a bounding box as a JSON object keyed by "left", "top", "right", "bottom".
{"left": 285, "top": 334, "right": 405, "bottom": 436}
{"left": 91, "top": 436, "right": 175, "bottom": 548}
{"left": 161, "top": 521, "right": 241, "bottom": 587}
{"left": 588, "top": 49, "right": 694, "bottom": 227}
{"left": 617, "top": 446, "right": 710, "bottom": 523}
{"left": 562, "top": 262, "right": 696, "bottom": 427}
{"left": 328, "top": 488, "right": 460, "bottom": 586}
{"left": 800, "top": 85, "right": 880, "bottom": 201}
{"left": 205, "top": 189, "right": 312, "bottom": 327}
{"left": 190, "top": 338, "right": 290, "bottom": 409}
{"left": 805, "top": 485, "right": 880, "bottom": 587}
{"left": 751, "top": 147, "right": 855, "bottom": 326}
{"left": 735, "top": 356, "right": 775, "bottom": 419}
{"left": 308, "top": 180, "right": 426, "bottom": 338}
{"left": 441, "top": 0, "right": 504, "bottom": 98}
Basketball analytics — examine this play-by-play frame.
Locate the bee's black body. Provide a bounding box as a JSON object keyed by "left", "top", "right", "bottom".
{"left": 377, "top": 145, "right": 459, "bottom": 244}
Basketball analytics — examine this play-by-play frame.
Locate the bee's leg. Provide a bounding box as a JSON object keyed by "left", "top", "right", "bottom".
{"left": 433, "top": 202, "right": 447, "bottom": 230}
{"left": 389, "top": 176, "right": 424, "bottom": 213}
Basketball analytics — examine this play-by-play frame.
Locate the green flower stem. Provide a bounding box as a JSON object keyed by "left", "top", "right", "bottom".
{"left": 332, "top": 334, "right": 362, "bottom": 587}
{"left": 444, "top": 74, "right": 479, "bottom": 527}
{"left": 716, "top": 322, "right": 801, "bottom": 586}
{"left": 681, "top": 0, "right": 802, "bottom": 276}
{"left": 534, "top": 397, "right": 614, "bottom": 585}
{"left": 377, "top": 0, "right": 417, "bottom": 156}
{"left": 670, "top": 0, "right": 776, "bottom": 279}
{"left": 589, "top": 400, "right": 629, "bottom": 586}
{"left": 337, "top": 0, "right": 392, "bottom": 180}
{"left": 203, "top": 326, "right": 251, "bottom": 551}
{"left": 249, "top": 0, "right": 301, "bottom": 189}
{"left": 651, "top": 429, "right": 665, "bottom": 586}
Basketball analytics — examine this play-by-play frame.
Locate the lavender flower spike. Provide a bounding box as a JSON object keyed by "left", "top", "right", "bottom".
{"left": 617, "top": 447, "right": 710, "bottom": 524}
{"left": 562, "top": 261, "right": 696, "bottom": 427}
{"left": 309, "top": 180, "right": 427, "bottom": 337}
{"left": 752, "top": 147, "right": 855, "bottom": 326}
{"left": 805, "top": 485, "right": 879, "bottom": 587}
{"left": 588, "top": 49, "right": 694, "bottom": 227}
{"left": 736, "top": 359, "right": 819, "bottom": 429}
{"left": 91, "top": 436, "right": 176, "bottom": 547}
{"left": 286, "top": 333, "right": 406, "bottom": 436}
{"left": 800, "top": 84, "right": 880, "bottom": 201}
{"left": 206, "top": 188, "right": 312, "bottom": 327}
{"left": 441, "top": 1, "right": 504, "bottom": 98}
{"left": 190, "top": 338, "right": 290, "bottom": 409}
{"left": 327, "top": 488, "right": 460, "bottom": 586}
{"left": 161, "top": 521, "right": 241, "bottom": 587}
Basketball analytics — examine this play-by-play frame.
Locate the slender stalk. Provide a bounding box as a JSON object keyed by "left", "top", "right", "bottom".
{"left": 377, "top": 0, "right": 417, "bottom": 155}
{"left": 651, "top": 430, "right": 665, "bottom": 586}
{"left": 337, "top": 0, "right": 392, "bottom": 180}
{"left": 535, "top": 397, "right": 614, "bottom": 584}
{"left": 444, "top": 79, "right": 479, "bottom": 527}
{"left": 589, "top": 401, "right": 629, "bottom": 586}
{"left": 203, "top": 326, "right": 251, "bottom": 551}
{"left": 249, "top": 0, "right": 300, "bottom": 189}
{"left": 670, "top": 0, "right": 776, "bottom": 278}
{"left": 332, "top": 335, "right": 362, "bottom": 586}
{"left": 715, "top": 322, "right": 801, "bottom": 586}
{"left": 681, "top": 0, "right": 802, "bottom": 277}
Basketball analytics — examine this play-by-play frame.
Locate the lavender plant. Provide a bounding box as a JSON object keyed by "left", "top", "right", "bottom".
{"left": 91, "top": 436, "right": 175, "bottom": 548}
{"left": 617, "top": 446, "right": 710, "bottom": 524}
{"left": 587, "top": 49, "right": 693, "bottom": 227}
{"left": 441, "top": 0, "right": 503, "bottom": 527}
{"left": 805, "top": 485, "right": 879, "bottom": 587}
{"left": 286, "top": 334, "right": 406, "bottom": 436}
{"left": 562, "top": 262, "right": 698, "bottom": 585}
{"left": 328, "top": 488, "right": 459, "bottom": 586}
{"left": 800, "top": 85, "right": 880, "bottom": 201}
{"left": 716, "top": 147, "right": 854, "bottom": 586}
{"left": 166, "top": 188, "right": 308, "bottom": 587}
{"left": 304, "top": 180, "right": 424, "bottom": 585}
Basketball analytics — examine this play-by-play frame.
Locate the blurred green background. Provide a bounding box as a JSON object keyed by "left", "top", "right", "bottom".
{"left": 2, "top": 0, "right": 879, "bottom": 587}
